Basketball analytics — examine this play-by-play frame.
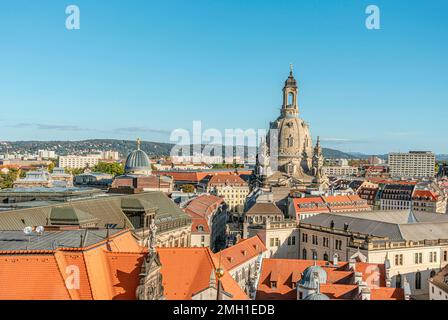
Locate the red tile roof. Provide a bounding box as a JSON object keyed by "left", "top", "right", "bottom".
{"left": 189, "top": 212, "right": 211, "bottom": 233}
{"left": 413, "top": 190, "right": 439, "bottom": 201}
{"left": 293, "top": 197, "right": 330, "bottom": 214}
{"left": 323, "top": 195, "right": 370, "bottom": 212}
{"left": 155, "top": 171, "right": 252, "bottom": 184}
{"left": 292, "top": 195, "right": 370, "bottom": 222}
{"left": 216, "top": 236, "right": 267, "bottom": 271}
{"left": 208, "top": 174, "right": 247, "bottom": 187}
{"left": 184, "top": 195, "right": 224, "bottom": 234}
{"left": 0, "top": 230, "right": 145, "bottom": 300}
{"left": 185, "top": 195, "right": 224, "bottom": 216}
{"left": 256, "top": 259, "right": 403, "bottom": 301}
{"left": 155, "top": 171, "right": 211, "bottom": 183}
{"left": 158, "top": 247, "right": 249, "bottom": 300}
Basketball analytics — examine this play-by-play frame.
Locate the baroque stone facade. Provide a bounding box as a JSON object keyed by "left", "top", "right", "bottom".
{"left": 136, "top": 219, "right": 165, "bottom": 300}
{"left": 257, "top": 67, "right": 328, "bottom": 189}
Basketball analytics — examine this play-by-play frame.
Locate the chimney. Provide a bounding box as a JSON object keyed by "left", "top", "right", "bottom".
{"left": 403, "top": 276, "right": 412, "bottom": 300}
{"left": 354, "top": 272, "right": 363, "bottom": 285}
{"left": 349, "top": 259, "right": 356, "bottom": 272}
{"left": 333, "top": 253, "right": 339, "bottom": 267}
{"left": 359, "top": 285, "right": 371, "bottom": 300}
{"left": 384, "top": 254, "right": 392, "bottom": 287}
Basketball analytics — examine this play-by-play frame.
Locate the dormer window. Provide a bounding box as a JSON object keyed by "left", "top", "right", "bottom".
{"left": 270, "top": 281, "right": 277, "bottom": 289}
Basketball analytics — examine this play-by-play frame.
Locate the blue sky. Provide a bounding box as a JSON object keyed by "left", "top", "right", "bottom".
{"left": 0, "top": 0, "right": 447, "bottom": 154}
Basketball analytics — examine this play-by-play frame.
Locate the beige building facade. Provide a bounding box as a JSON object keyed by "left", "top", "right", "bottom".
{"left": 207, "top": 174, "right": 249, "bottom": 215}
{"left": 322, "top": 166, "right": 359, "bottom": 177}
{"left": 299, "top": 210, "right": 448, "bottom": 299}
{"left": 247, "top": 219, "right": 299, "bottom": 259}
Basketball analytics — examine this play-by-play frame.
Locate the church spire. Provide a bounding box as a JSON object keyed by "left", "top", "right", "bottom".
{"left": 136, "top": 138, "right": 141, "bottom": 150}
{"left": 282, "top": 65, "right": 299, "bottom": 117}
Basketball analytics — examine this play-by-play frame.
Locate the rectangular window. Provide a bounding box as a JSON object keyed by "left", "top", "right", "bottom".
{"left": 292, "top": 236, "right": 296, "bottom": 245}
{"left": 429, "top": 252, "right": 437, "bottom": 263}
{"left": 270, "top": 238, "right": 274, "bottom": 247}
{"left": 415, "top": 253, "right": 422, "bottom": 264}
{"left": 302, "top": 233, "right": 308, "bottom": 243}
{"left": 335, "top": 239, "right": 342, "bottom": 250}
{"left": 395, "top": 254, "right": 403, "bottom": 266}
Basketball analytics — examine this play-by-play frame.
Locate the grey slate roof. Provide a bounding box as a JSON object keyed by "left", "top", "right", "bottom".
{"left": 0, "top": 191, "right": 190, "bottom": 231}
{"left": 0, "top": 229, "right": 122, "bottom": 251}
{"left": 50, "top": 207, "right": 98, "bottom": 225}
{"left": 300, "top": 210, "right": 448, "bottom": 241}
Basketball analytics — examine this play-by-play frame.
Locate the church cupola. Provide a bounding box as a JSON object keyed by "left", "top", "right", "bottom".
{"left": 282, "top": 64, "right": 299, "bottom": 117}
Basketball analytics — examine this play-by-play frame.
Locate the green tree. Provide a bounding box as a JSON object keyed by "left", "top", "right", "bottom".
{"left": 48, "top": 160, "right": 57, "bottom": 173}
{"left": 182, "top": 184, "right": 195, "bottom": 193}
{"left": 92, "top": 162, "right": 124, "bottom": 176}
{"left": 0, "top": 168, "right": 20, "bottom": 189}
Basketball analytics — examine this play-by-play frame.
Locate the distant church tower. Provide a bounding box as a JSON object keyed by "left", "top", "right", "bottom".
{"left": 312, "top": 137, "right": 328, "bottom": 188}
{"left": 268, "top": 65, "right": 313, "bottom": 177}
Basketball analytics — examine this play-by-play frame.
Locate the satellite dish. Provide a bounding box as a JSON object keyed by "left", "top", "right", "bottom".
{"left": 23, "top": 226, "right": 33, "bottom": 235}
{"left": 36, "top": 226, "right": 45, "bottom": 235}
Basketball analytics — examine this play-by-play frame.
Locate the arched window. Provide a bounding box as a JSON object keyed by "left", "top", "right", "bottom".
{"left": 430, "top": 270, "right": 436, "bottom": 278}
{"left": 396, "top": 274, "right": 402, "bottom": 288}
{"left": 288, "top": 92, "right": 294, "bottom": 106}
{"left": 312, "top": 251, "right": 318, "bottom": 261}
{"left": 323, "top": 253, "right": 329, "bottom": 261}
{"left": 287, "top": 135, "right": 294, "bottom": 148}
{"left": 415, "top": 272, "right": 421, "bottom": 290}
{"left": 302, "top": 248, "right": 307, "bottom": 260}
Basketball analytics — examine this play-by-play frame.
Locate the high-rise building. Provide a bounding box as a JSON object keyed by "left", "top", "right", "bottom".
{"left": 58, "top": 155, "right": 102, "bottom": 169}
{"left": 38, "top": 150, "right": 56, "bottom": 159}
{"left": 388, "top": 151, "right": 435, "bottom": 179}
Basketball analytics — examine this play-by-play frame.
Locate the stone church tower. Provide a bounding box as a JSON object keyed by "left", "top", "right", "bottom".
{"left": 268, "top": 66, "right": 313, "bottom": 177}
{"left": 136, "top": 219, "right": 165, "bottom": 300}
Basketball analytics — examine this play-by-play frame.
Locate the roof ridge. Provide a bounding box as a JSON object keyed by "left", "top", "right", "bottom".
{"left": 80, "top": 250, "right": 93, "bottom": 299}
{"left": 53, "top": 251, "right": 75, "bottom": 300}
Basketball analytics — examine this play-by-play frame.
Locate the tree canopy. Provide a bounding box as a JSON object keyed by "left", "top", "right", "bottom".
{"left": 92, "top": 162, "right": 124, "bottom": 176}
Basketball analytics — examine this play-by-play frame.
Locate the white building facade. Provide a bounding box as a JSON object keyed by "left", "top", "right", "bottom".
{"left": 388, "top": 151, "right": 436, "bottom": 179}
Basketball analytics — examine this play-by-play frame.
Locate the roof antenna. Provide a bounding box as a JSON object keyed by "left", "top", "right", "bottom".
{"left": 80, "top": 233, "right": 84, "bottom": 247}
